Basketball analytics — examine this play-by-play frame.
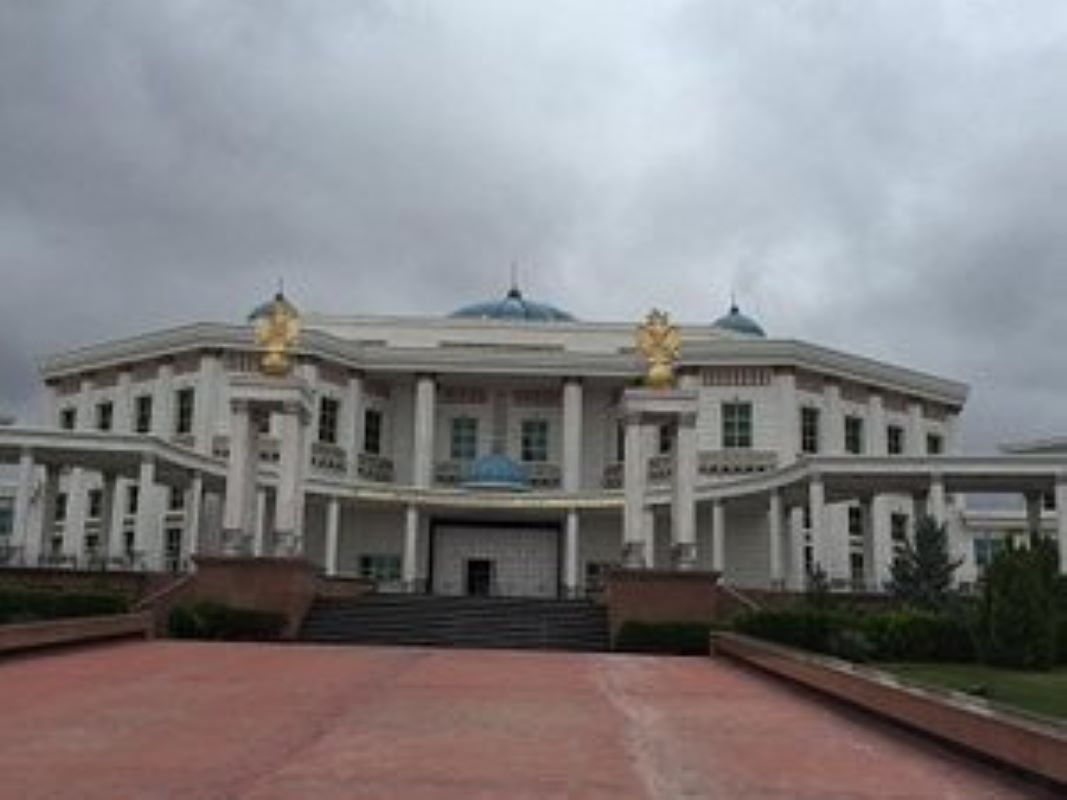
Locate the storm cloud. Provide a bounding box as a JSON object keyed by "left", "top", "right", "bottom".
{"left": 1, "top": 1, "right": 1065, "bottom": 450}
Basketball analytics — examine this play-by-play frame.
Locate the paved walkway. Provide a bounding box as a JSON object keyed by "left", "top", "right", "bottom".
{"left": 0, "top": 642, "right": 1053, "bottom": 799}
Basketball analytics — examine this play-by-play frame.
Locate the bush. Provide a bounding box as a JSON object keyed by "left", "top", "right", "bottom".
{"left": 614, "top": 622, "right": 717, "bottom": 655}
{"left": 978, "top": 538, "right": 1058, "bottom": 669}
{"left": 167, "top": 601, "right": 287, "bottom": 641}
{"left": 733, "top": 607, "right": 974, "bottom": 663}
{"left": 0, "top": 588, "right": 128, "bottom": 624}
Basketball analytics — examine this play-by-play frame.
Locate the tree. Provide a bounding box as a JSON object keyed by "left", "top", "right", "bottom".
{"left": 889, "top": 515, "right": 961, "bottom": 611}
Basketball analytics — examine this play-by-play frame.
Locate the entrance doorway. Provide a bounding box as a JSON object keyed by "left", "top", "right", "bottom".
{"left": 465, "top": 559, "right": 494, "bottom": 596}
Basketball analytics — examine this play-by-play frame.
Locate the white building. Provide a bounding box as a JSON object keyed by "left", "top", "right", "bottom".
{"left": 0, "top": 286, "right": 1064, "bottom": 595}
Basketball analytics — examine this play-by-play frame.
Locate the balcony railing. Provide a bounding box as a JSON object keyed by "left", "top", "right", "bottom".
{"left": 602, "top": 449, "right": 780, "bottom": 488}
{"left": 311, "top": 441, "right": 347, "bottom": 475}
{"left": 357, "top": 452, "right": 394, "bottom": 483}
{"left": 434, "top": 460, "right": 562, "bottom": 489}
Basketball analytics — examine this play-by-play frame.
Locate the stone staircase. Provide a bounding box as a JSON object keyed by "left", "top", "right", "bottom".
{"left": 299, "top": 594, "right": 610, "bottom": 652}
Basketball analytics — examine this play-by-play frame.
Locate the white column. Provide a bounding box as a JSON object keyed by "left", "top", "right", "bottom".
{"left": 325, "top": 497, "right": 341, "bottom": 577}
{"left": 12, "top": 449, "right": 35, "bottom": 564}
{"left": 562, "top": 379, "right": 583, "bottom": 492}
{"left": 860, "top": 496, "right": 876, "bottom": 591}
{"left": 253, "top": 488, "right": 268, "bottom": 557}
{"left": 927, "top": 474, "right": 947, "bottom": 525}
{"left": 906, "top": 400, "right": 924, "bottom": 456}
{"left": 1025, "top": 492, "right": 1043, "bottom": 538}
{"left": 184, "top": 472, "right": 203, "bottom": 564}
{"left": 643, "top": 507, "right": 656, "bottom": 568}
{"left": 775, "top": 369, "right": 799, "bottom": 464}
{"left": 135, "top": 456, "right": 160, "bottom": 570}
{"left": 106, "top": 476, "right": 126, "bottom": 563}
{"left": 671, "top": 415, "right": 698, "bottom": 569}
{"left": 195, "top": 353, "right": 221, "bottom": 454}
{"left": 870, "top": 494, "right": 894, "bottom": 590}
{"left": 63, "top": 468, "right": 88, "bottom": 563}
{"left": 564, "top": 509, "right": 580, "bottom": 597}
{"left": 343, "top": 372, "right": 365, "bottom": 477}
{"left": 768, "top": 490, "right": 783, "bottom": 588}
{"left": 622, "top": 415, "right": 648, "bottom": 567}
{"left": 222, "top": 400, "right": 257, "bottom": 552}
{"left": 809, "top": 476, "right": 827, "bottom": 573}
{"left": 98, "top": 473, "right": 117, "bottom": 563}
{"left": 402, "top": 504, "right": 419, "bottom": 592}
{"left": 413, "top": 375, "right": 436, "bottom": 488}
{"left": 711, "top": 500, "right": 725, "bottom": 573}
{"left": 33, "top": 466, "right": 60, "bottom": 565}
{"left": 1055, "top": 476, "right": 1067, "bottom": 575}
{"left": 788, "top": 506, "right": 805, "bottom": 590}
{"left": 275, "top": 403, "right": 308, "bottom": 552}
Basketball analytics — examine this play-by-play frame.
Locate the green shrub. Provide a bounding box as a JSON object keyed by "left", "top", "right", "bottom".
{"left": 733, "top": 609, "right": 859, "bottom": 656}
{"left": 862, "top": 610, "right": 974, "bottom": 662}
{"left": 614, "top": 622, "right": 717, "bottom": 655}
{"left": 166, "top": 601, "right": 286, "bottom": 641}
{"left": 0, "top": 588, "right": 128, "bottom": 624}
{"left": 978, "top": 538, "right": 1058, "bottom": 669}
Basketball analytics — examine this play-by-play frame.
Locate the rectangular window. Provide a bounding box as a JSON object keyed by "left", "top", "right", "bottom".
{"left": 450, "top": 416, "right": 478, "bottom": 461}
{"left": 60, "top": 407, "right": 76, "bottom": 430}
{"left": 890, "top": 512, "right": 909, "bottom": 557}
{"left": 800, "top": 407, "right": 820, "bottom": 454}
{"left": 721, "top": 402, "right": 752, "bottom": 449}
{"left": 887, "top": 424, "right": 904, "bottom": 455}
{"left": 358, "top": 554, "right": 401, "bottom": 582}
{"left": 657, "top": 424, "right": 672, "bottom": 455}
{"left": 134, "top": 395, "right": 153, "bottom": 433}
{"left": 847, "top": 506, "right": 864, "bottom": 543}
{"left": 363, "top": 409, "right": 382, "bottom": 455}
{"left": 318, "top": 397, "right": 339, "bottom": 444}
{"left": 616, "top": 423, "right": 625, "bottom": 463}
{"left": 168, "top": 486, "right": 184, "bottom": 512}
{"left": 55, "top": 493, "right": 68, "bottom": 522}
{"left": 164, "top": 527, "right": 183, "bottom": 572}
{"left": 174, "top": 388, "right": 195, "bottom": 435}
{"left": 974, "top": 537, "right": 1006, "bottom": 569}
{"left": 521, "top": 419, "right": 549, "bottom": 463}
{"left": 127, "top": 485, "right": 139, "bottom": 516}
{"left": 88, "top": 489, "right": 103, "bottom": 519}
{"left": 0, "top": 503, "right": 12, "bottom": 537}
{"left": 926, "top": 433, "right": 943, "bottom": 455}
{"left": 844, "top": 416, "right": 864, "bottom": 454}
{"left": 96, "top": 401, "right": 113, "bottom": 432}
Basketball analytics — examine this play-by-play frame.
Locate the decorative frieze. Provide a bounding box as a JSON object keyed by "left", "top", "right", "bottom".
{"left": 700, "top": 367, "right": 772, "bottom": 387}
{"left": 512, "top": 389, "right": 559, "bottom": 408}
{"left": 439, "top": 386, "right": 488, "bottom": 405}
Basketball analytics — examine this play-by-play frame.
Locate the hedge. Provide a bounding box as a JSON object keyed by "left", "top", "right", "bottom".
{"left": 0, "top": 588, "right": 129, "bottom": 625}
{"left": 167, "top": 601, "right": 287, "bottom": 641}
{"left": 614, "top": 622, "right": 720, "bottom": 655}
{"left": 733, "top": 608, "right": 974, "bottom": 663}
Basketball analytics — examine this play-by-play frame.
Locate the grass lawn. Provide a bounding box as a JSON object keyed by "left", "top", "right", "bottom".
{"left": 879, "top": 663, "right": 1067, "bottom": 722}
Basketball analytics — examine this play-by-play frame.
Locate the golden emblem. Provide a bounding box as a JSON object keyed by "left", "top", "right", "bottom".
{"left": 253, "top": 292, "right": 301, "bottom": 376}
{"left": 636, "top": 308, "right": 680, "bottom": 389}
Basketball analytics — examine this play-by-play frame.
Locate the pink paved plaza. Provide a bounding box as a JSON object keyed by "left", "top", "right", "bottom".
{"left": 0, "top": 641, "right": 1053, "bottom": 799}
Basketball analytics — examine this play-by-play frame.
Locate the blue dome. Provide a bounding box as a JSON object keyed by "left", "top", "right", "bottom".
{"left": 713, "top": 303, "right": 766, "bottom": 337}
{"left": 248, "top": 291, "right": 299, "bottom": 322}
{"left": 462, "top": 453, "right": 531, "bottom": 491}
{"left": 450, "top": 287, "right": 575, "bottom": 322}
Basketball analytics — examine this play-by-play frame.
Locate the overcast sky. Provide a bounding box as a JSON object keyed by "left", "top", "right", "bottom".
{"left": 1, "top": 1, "right": 1065, "bottom": 450}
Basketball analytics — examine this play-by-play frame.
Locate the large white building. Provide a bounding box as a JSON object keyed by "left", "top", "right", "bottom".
{"left": 0, "top": 286, "right": 1064, "bottom": 596}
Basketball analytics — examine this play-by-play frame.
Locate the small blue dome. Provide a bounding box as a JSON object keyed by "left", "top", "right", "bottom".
{"left": 713, "top": 303, "right": 766, "bottom": 337}
{"left": 450, "top": 287, "right": 575, "bottom": 322}
{"left": 248, "top": 291, "right": 299, "bottom": 322}
{"left": 463, "top": 453, "right": 531, "bottom": 491}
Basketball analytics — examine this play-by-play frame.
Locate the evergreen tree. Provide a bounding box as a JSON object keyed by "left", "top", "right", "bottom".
{"left": 889, "top": 515, "right": 961, "bottom": 611}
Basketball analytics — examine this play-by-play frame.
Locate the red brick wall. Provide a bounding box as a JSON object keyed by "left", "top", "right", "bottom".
{"left": 603, "top": 569, "right": 723, "bottom": 639}
{"left": 0, "top": 568, "right": 179, "bottom": 602}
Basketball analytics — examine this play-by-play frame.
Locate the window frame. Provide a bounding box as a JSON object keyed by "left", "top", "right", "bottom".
{"left": 318, "top": 396, "right": 339, "bottom": 445}
{"left": 887, "top": 424, "right": 904, "bottom": 455}
{"left": 134, "top": 395, "right": 153, "bottom": 434}
{"left": 174, "top": 387, "right": 195, "bottom": 436}
{"left": 520, "top": 418, "right": 550, "bottom": 463}
{"left": 844, "top": 415, "right": 864, "bottom": 454}
{"left": 363, "top": 408, "right": 383, "bottom": 456}
{"left": 721, "top": 401, "right": 753, "bottom": 449}
{"left": 449, "top": 416, "right": 478, "bottom": 462}
{"left": 800, "top": 406, "right": 820, "bottom": 454}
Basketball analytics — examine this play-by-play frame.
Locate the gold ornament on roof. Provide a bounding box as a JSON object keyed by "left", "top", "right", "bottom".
{"left": 253, "top": 291, "right": 301, "bottom": 376}
{"left": 636, "top": 308, "right": 680, "bottom": 389}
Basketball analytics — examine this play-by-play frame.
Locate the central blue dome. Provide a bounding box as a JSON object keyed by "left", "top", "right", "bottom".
{"left": 462, "top": 453, "right": 531, "bottom": 491}
{"left": 712, "top": 303, "right": 766, "bottom": 337}
{"left": 450, "top": 287, "right": 575, "bottom": 322}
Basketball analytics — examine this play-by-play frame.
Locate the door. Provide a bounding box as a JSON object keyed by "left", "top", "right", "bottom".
{"left": 465, "top": 559, "right": 493, "bottom": 596}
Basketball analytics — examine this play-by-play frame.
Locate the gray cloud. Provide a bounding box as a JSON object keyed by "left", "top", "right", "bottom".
{"left": 1, "top": 1, "right": 1065, "bottom": 450}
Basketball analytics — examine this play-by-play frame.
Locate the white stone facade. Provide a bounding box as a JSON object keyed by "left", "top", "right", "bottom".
{"left": 0, "top": 297, "right": 1063, "bottom": 594}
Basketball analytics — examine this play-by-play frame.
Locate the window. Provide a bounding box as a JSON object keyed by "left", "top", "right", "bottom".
{"left": 174, "top": 388, "right": 195, "bottom": 435}
{"left": 926, "top": 433, "right": 943, "bottom": 455}
{"left": 657, "top": 424, "right": 672, "bottom": 455}
{"left": 450, "top": 417, "right": 478, "bottom": 461}
{"left": 359, "top": 554, "right": 401, "bottom": 582}
{"left": 521, "top": 419, "right": 549, "bottom": 463}
{"left": 318, "top": 397, "right": 339, "bottom": 444}
{"left": 363, "top": 409, "right": 382, "bottom": 455}
{"left": 616, "top": 423, "right": 626, "bottom": 463}
{"left": 254, "top": 410, "right": 271, "bottom": 435}
{"left": 96, "top": 401, "right": 113, "bottom": 432}
{"left": 721, "top": 402, "right": 752, "bottom": 449}
{"left": 88, "top": 489, "right": 103, "bottom": 519}
{"left": 887, "top": 425, "right": 904, "bottom": 455}
{"left": 134, "top": 395, "right": 153, "bottom": 433}
{"left": 844, "top": 416, "right": 864, "bottom": 454}
{"left": 0, "top": 503, "right": 13, "bottom": 538}
{"left": 890, "top": 513, "right": 909, "bottom": 557}
{"left": 60, "top": 407, "right": 76, "bottom": 430}
{"left": 164, "top": 527, "right": 183, "bottom": 572}
{"left": 1044, "top": 492, "right": 1056, "bottom": 511}
{"left": 585, "top": 562, "right": 613, "bottom": 593}
{"left": 168, "top": 486, "right": 184, "bottom": 512}
{"left": 55, "top": 493, "right": 68, "bottom": 522}
{"left": 974, "top": 537, "right": 1006, "bottom": 569}
{"left": 127, "top": 485, "right": 139, "bottom": 516}
{"left": 847, "top": 506, "right": 864, "bottom": 543}
{"left": 800, "top": 407, "right": 820, "bottom": 454}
